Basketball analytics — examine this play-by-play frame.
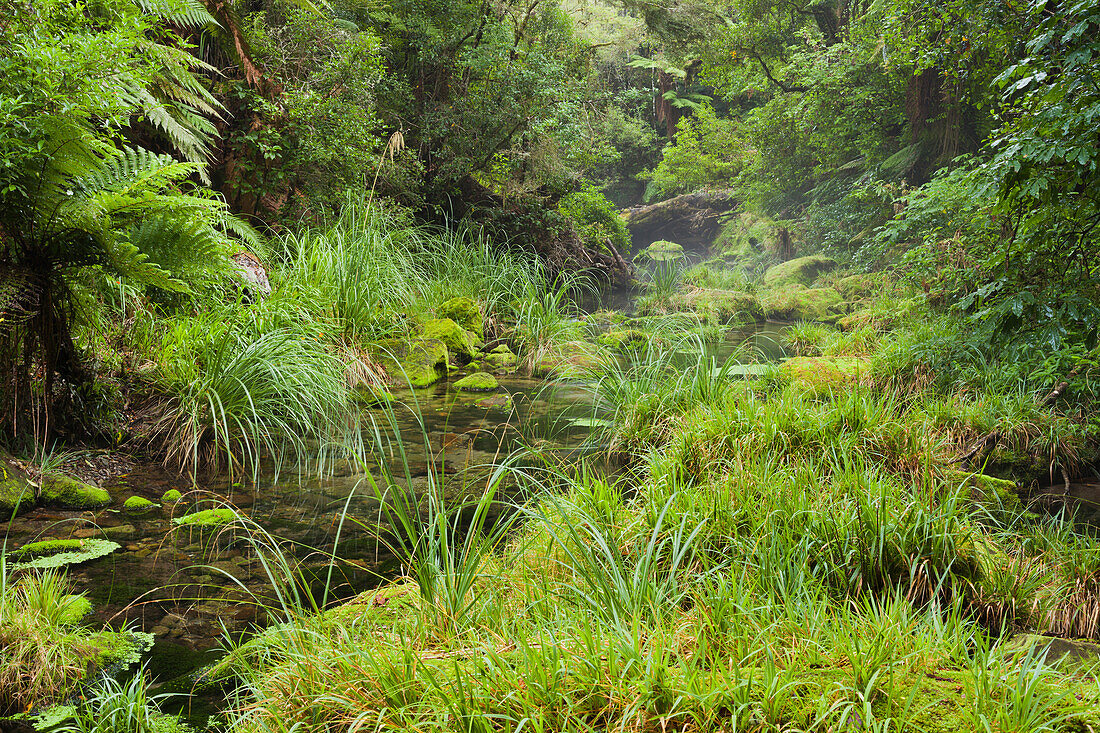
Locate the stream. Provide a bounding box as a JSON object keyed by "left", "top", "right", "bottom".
{"left": 1, "top": 318, "right": 792, "bottom": 714}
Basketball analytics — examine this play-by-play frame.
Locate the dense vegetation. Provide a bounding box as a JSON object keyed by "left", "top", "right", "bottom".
{"left": 1, "top": 0, "right": 1099, "bottom": 730}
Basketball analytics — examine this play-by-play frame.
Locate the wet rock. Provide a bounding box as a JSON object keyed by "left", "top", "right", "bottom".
{"left": 533, "top": 342, "right": 601, "bottom": 379}
{"left": 161, "top": 489, "right": 183, "bottom": 504}
{"left": 598, "top": 329, "right": 649, "bottom": 350}
{"left": 437, "top": 297, "right": 484, "bottom": 337}
{"left": 640, "top": 240, "right": 685, "bottom": 262}
{"left": 375, "top": 337, "right": 449, "bottom": 388}
{"left": 1006, "top": 634, "right": 1100, "bottom": 668}
{"left": 40, "top": 473, "right": 111, "bottom": 510}
{"left": 483, "top": 345, "right": 517, "bottom": 371}
{"left": 454, "top": 372, "right": 499, "bottom": 392}
{"left": 103, "top": 524, "right": 137, "bottom": 541}
{"left": 421, "top": 318, "right": 477, "bottom": 362}
{"left": 762, "top": 255, "right": 837, "bottom": 287}
{"left": 151, "top": 625, "right": 170, "bottom": 636}
{"left": 475, "top": 394, "right": 513, "bottom": 410}
{"left": 123, "top": 496, "right": 157, "bottom": 513}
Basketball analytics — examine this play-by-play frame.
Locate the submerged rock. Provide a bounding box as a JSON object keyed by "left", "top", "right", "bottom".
{"left": 763, "top": 255, "right": 837, "bottom": 287}
{"left": 376, "top": 337, "right": 450, "bottom": 388}
{"left": 438, "top": 297, "right": 484, "bottom": 337}
{"left": 40, "top": 473, "right": 111, "bottom": 509}
{"left": 421, "top": 318, "right": 477, "bottom": 362}
{"left": 454, "top": 372, "right": 499, "bottom": 392}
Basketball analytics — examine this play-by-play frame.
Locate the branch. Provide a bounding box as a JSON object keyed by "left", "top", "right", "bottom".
{"left": 751, "top": 51, "right": 808, "bottom": 93}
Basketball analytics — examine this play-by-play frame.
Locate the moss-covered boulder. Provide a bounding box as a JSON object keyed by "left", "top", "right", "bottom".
{"left": 779, "top": 356, "right": 864, "bottom": 396}
{"left": 763, "top": 285, "right": 846, "bottom": 322}
{"left": 174, "top": 507, "right": 236, "bottom": 527}
{"left": 421, "top": 318, "right": 477, "bottom": 362}
{"left": 40, "top": 473, "right": 111, "bottom": 510}
{"left": 944, "top": 469, "right": 1023, "bottom": 512}
{"left": 438, "top": 297, "right": 483, "bottom": 338}
{"left": 454, "top": 372, "right": 499, "bottom": 392}
{"left": 483, "top": 345, "right": 518, "bottom": 371}
{"left": 640, "top": 240, "right": 685, "bottom": 262}
{"left": 376, "top": 338, "right": 450, "bottom": 388}
{"left": 0, "top": 450, "right": 35, "bottom": 516}
{"left": 162, "top": 489, "right": 183, "bottom": 504}
{"left": 598, "top": 329, "right": 650, "bottom": 350}
{"left": 670, "top": 288, "right": 764, "bottom": 324}
{"left": 763, "top": 255, "right": 838, "bottom": 288}
{"left": 351, "top": 383, "right": 394, "bottom": 406}
{"left": 123, "top": 496, "right": 157, "bottom": 513}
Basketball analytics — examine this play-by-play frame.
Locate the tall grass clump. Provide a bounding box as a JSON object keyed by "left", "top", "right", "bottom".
{"left": 62, "top": 670, "right": 181, "bottom": 733}
{"left": 152, "top": 325, "right": 352, "bottom": 480}
{"left": 273, "top": 198, "right": 424, "bottom": 341}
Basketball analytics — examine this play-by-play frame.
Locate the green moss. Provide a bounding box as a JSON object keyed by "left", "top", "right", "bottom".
{"left": 466, "top": 360, "right": 481, "bottom": 371}
{"left": 57, "top": 595, "right": 93, "bottom": 626}
{"left": 944, "top": 469, "right": 1023, "bottom": 512}
{"left": 376, "top": 337, "right": 450, "bottom": 388}
{"left": 483, "top": 345, "right": 518, "bottom": 370}
{"left": 173, "top": 507, "right": 237, "bottom": 527}
{"left": 11, "top": 538, "right": 86, "bottom": 558}
{"left": 454, "top": 372, "right": 499, "bottom": 392}
{"left": 779, "top": 356, "right": 864, "bottom": 396}
{"left": 669, "top": 288, "right": 764, "bottom": 324}
{"left": 762, "top": 255, "right": 838, "bottom": 288}
{"left": 763, "top": 285, "right": 846, "bottom": 322}
{"left": 420, "top": 318, "right": 476, "bottom": 361}
{"left": 8, "top": 538, "right": 120, "bottom": 571}
{"left": 598, "top": 329, "right": 650, "bottom": 350}
{"left": 835, "top": 273, "right": 881, "bottom": 299}
{"left": 123, "top": 496, "right": 157, "bottom": 512}
{"left": 161, "top": 489, "right": 183, "bottom": 503}
{"left": 640, "top": 240, "right": 684, "bottom": 262}
{"left": 437, "top": 297, "right": 483, "bottom": 337}
{"left": 39, "top": 474, "right": 111, "bottom": 510}
{"left": 0, "top": 453, "right": 35, "bottom": 516}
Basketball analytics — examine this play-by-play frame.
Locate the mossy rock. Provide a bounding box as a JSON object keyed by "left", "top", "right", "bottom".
{"left": 123, "top": 496, "right": 157, "bottom": 513}
{"left": 0, "top": 451, "right": 35, "bottom": 516}
{"left": 1003, "top": 634, "right": 1100, "bottom": 669}
{"left": 835, "top": 273, "right": 880, "bottom": 299}
{"left": 454, "top": 372, "right": 499, "bottom": 392}
{"left": 598, "top": 329, "right": 649, "bottom": 350}
{"left": 483, "top": 345, "right": 518, "bottom": 371}
{"left": 7, "top": 537, "right": 120, "bottom": 570}
{"left": 58, "top": 595, "right": 94, "bottom": 626}
{"left": 944, "top": 469, "right": 1023, "bottom": 512}
{"left": 421, "top": 318, "right": 477, "bottom": 362}
{"left": 669, "top": 288, "right": 764, "bottom": 324}
{"left": 173, "top": 507, "right": 237, "bottom": 527}
{"left": 763, "top": 285, "right": 846, "bottom": 322}
{"left": 640, "top": 240, "right": 685, "bottom": 262}
{"left": 763, "top": 255, "right": 838, "bottom": 288}
{"left": 437, "top": 297, "right": 484, "bottom": 337}
{"left": 161, "top": 489, "right": 183, "bottom": 503}
{"left": 376, "top": 337, "right": 450, "bottom": 388}
{"left": 779, "top": 356, "right": 864, "bottom": 396}
{"left": 40, "top": 473, "right": 111, "bottom": 510}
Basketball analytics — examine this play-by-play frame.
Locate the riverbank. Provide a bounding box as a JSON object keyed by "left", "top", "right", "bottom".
{"left": 3, "top": 211, "right": 1100, "bottom": 731}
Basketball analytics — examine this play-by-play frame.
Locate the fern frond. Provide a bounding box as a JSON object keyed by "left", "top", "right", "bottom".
{"left": 134, "top": 0, "right": 217, "bottom": 29}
